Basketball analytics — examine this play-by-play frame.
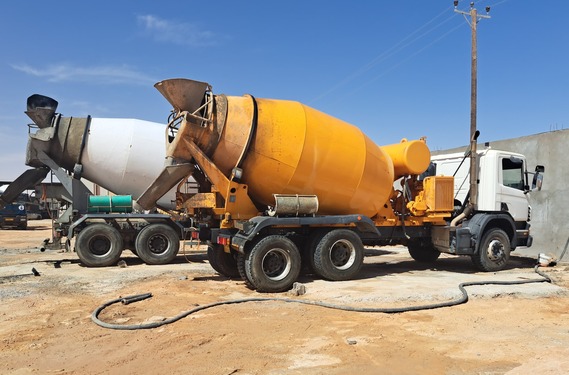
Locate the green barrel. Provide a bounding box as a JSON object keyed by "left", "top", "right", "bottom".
{"left": 88, "top": 195, "right": 133, "bottom": 213}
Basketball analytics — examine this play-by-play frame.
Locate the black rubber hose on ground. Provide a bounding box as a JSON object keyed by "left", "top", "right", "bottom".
{"left": 91, "top": 266, "right": 552, "bottom": 330}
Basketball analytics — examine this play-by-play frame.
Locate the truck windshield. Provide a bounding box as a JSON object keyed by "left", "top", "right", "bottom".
{"left": 502, "top": 158, "right": 524, "bottom": 190}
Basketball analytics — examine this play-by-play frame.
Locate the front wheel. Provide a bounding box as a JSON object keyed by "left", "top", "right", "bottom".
{"left": 407, "top": 239, "right": 441, "bottom": 263}
{"left": 313, "top": 229, "right": 364, "bottom": 281}
{"left": 244, "top": 235, "right": 301, "bottom": 293}
{"left": 471, "top": 228, "right": 511, "bottom": 272}
{"left": 75, "top": 224, "right": 123, "bottom": 267}
{"left": 135, "top": 224, "right": 180, "bottom": 265}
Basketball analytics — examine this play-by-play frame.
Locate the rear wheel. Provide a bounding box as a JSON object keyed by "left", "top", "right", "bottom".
{"left": 472, "top": 228, "right": 510, "bottom": 271}
{"left": 407, "top": 239, "right": 441, "bottom": 263}
{"left": 301, "top": 229, "right": 327, "bottom": 275}
{"left": 245, "top": 235, "right": 301, "bottom": 293}
{"left": 207, "top": 243, "right": 240, "bottom": 278}
{"left": 313, "top": 229, "right": 364, "bottom": 281}
{"left": 135, "top": 224, "right": 179, "bottom": 265}
{"left": 76, "top": 224, "right": 123, "bottom": 267}
{"left": 236, "top": 252, "right": 255, "bottom": 289}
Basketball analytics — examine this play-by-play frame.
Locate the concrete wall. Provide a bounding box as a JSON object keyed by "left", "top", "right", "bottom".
{"left": 435, "top": 129, "right": 569, "bottom": 261}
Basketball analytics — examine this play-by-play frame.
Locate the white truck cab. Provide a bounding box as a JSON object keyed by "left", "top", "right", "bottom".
{"left": 431, "top": 148, "right": 530, "bottom": 223}
{"left": 427, "top": 147, "right": 544, "bottom": 271}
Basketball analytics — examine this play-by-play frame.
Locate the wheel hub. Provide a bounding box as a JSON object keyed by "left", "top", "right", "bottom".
{"left": 262, "top": 248, "right": 291, "bottom": 281}
{"left": 330, "top": 240, "right": 356, "bottom": 270}
{"left": 486, "top": 239, "right": 504, "bottom": 261}
{"left": 89, "top": 236, "right": 111, "bottom": 256}
{"left": 148, "top": 235, "right": 168, "bottom": 254}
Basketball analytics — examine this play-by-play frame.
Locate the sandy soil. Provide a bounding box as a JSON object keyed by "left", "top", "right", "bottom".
{"left": 1, "top": 219, "right": 569, "bottom": 374}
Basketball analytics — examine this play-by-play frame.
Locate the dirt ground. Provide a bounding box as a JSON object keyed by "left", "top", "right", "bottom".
{"left": 1, "top": 219, "right": 569, "bottom": 375}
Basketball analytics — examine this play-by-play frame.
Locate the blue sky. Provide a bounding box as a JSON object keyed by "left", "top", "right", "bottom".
{"left": 1, "top": 0, "right": 567, "bottom": 180}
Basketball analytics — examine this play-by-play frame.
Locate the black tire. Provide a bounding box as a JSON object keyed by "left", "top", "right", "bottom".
{"left": 244, "top": 235, "right": 301, "bottom": 293}
{"left": 135, "top": 224, "right": 180, "bottom": 265}
{"left": 236, "top": 252, "right": 255, "bottom": 289}
{"left": 407, "top": 239, "right": 441, "bottom": 263}
{"left": 75, "top": 224, "right": 123, "bottom": 267}
{"left": 472, "top": 228, "right": 511, "bottom": 272}
{"left": 313, "top": 229, "right": 364, "bottom": 281}
{"left": 301, "top": 229, "right": 328, "bottom": 275}
{"left": 124, "top": 237, "right": 137, "bottom": 254}
{"left": 207, "top": 243, "right": 240, "bottom": 278}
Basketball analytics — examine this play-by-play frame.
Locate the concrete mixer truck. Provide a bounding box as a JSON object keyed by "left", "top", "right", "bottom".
{"left": 0, "top": 78, "right": 543, "bottom": 293}
{"left": 138, "top": 78, "right": 543, "bottom": 292}
{"left": 0, "top": 94, "right": 193, "bottom": 266}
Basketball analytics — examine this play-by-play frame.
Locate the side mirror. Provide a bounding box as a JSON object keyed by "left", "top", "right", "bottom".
{"left": 531, "top": 165, "right": 545, "bottom": 191}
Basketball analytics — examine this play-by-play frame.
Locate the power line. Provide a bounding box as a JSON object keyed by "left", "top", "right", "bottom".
{"left": 309, "top": 5, "right": 459, "bottom": 104}
{"left": 345, "top": 22, "right": 465, "bottom": 98}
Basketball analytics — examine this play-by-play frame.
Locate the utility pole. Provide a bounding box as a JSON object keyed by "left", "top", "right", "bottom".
{"left": 454, "top": 1, "right": 490, "bottom": 211}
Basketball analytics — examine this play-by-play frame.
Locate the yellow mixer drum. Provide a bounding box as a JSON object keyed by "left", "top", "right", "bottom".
{"left": 210, "top": 97, "right": 396, "bottom": 217}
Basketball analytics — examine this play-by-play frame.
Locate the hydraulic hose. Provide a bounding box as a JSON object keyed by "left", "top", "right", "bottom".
{"left": 92, "top": 266, "right": 552, "bottom": 330}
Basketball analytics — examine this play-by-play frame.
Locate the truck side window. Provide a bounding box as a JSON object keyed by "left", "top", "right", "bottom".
{"left": 418, "top": 162, "right": 436, "bottom": 181}
{"left": 502, "top": 158, "right": 524, "bottom": 190}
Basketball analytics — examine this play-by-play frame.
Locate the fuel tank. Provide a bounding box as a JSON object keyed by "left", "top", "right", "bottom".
{"left": 158, "top": 79, "right": 431, "bottom": 218}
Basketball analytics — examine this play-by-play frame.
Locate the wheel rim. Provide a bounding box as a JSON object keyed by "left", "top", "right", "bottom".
{"left": 262, "top": 248, "right": 291, "bottom": 281}
{"left": 485, "top": 239, "right": 504, "bottom": 261}
{"left": 89, "top": 235, "right": 112, "bottom": 257}
{"left": 146, "top": 234, "right": 169, "bottom": 255}
{"left": 329, "top": 239, "right": 356, "bottom": 270}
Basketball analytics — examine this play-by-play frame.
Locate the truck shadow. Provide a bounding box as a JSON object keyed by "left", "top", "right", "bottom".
{"left": 111, "top": 251, "right": 209, "bottom": 267}
{"left": 298, "top": 254, "right": 539, "bottom": 284}
{"left": 39, "top": 249, "right": 539, "bottom": 286}
{"left": 35, "top": 258, "right": 83, "bottom": 268}
{"left": 37, "top": 250, "right": 210, "bottom": 268}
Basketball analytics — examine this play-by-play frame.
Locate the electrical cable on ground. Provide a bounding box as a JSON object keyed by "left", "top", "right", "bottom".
{"left": 91, "top": 266, "right": 552, "bottom": 330}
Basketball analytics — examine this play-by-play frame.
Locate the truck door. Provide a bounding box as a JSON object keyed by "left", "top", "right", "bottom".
{"left": 497, "top": 156, "right": 528, "bottom": 222}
